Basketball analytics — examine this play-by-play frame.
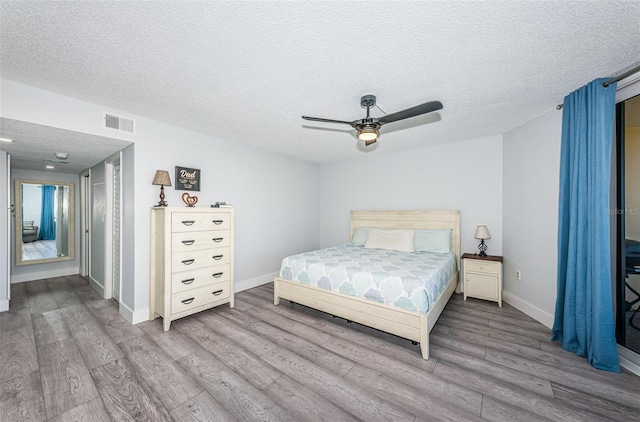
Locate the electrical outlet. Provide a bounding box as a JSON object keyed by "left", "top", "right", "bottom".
{"left": 515, "top": 269, "right": 521, "bottom": 280}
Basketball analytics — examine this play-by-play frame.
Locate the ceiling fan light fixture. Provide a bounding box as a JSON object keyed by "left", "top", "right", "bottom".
{"left": 357, "top": 126, "right": 379, "bottom": 143}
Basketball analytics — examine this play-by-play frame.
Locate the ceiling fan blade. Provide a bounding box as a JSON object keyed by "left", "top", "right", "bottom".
{"left": 378, "top": 101, "right": 443, "bottom": 125}
{"left": 302, "top": 116, "right": 356, "bottom": 127}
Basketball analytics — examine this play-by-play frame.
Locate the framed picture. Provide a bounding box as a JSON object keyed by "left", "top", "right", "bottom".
{"left": 175, "top": 166, "right": 200, "bottom": 191}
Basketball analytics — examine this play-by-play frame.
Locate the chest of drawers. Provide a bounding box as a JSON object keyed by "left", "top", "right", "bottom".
{"left": 149, "top": 207, "right": 234, "bottom": 330}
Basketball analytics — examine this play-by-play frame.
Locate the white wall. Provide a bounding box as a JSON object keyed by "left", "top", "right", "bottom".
{"left": 625, "top": 127, "right": 640, "bottom": 240}
{"left": 89, "top": 161, "right": 106, "bottom": 289}
{"left": 1, "top": 79, "right": 320, "bottom": 322}
{"left": 320, "top": 136, "right": 504, "bottom": 256}
{"left": 121, "top": 144, "right": 135, "bottom": 309}
{"left": 21, "top": 184, "right": 41, "bottom": 227}
{"left": 10, "top": 169, "right": 81, "bottom": 283}
{"left": 502, "top": 109, "right": 562, "bottom": 327}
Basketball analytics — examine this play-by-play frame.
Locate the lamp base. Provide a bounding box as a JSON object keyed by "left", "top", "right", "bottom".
{"left": 478, "top": 239, "right": 488, "bottom": 256}
{"left": 155, "top": 185, "right": 168, "bottom": 207}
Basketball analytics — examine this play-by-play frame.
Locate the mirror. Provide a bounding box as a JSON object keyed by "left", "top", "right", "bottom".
{"left": 15, "top": 179, "right": 75, "bottom": 265}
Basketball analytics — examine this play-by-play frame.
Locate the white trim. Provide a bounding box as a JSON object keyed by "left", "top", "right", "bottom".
{"left": 80, "top": 170, "right": 91, "bottom": 277}
{"left": 11, "top": 267, "right": 80, "bottom": 283}
{"left": 0, "top": 299, "right": 8, "bottom": 312}
{"left": 88, "top": 275, "right": 104, "bottom": 297}
{"left": 235, "top": 272, "right": 278, "bottom": 293}
{"left": 502, "top": 290, "right": 554, "bottom": 328}
{"left": 618, "top": 346, "right": 640, "bottom": 376}
{"left": 104, "top": 161, "right": 113, "bottom": 299}
{"left": 118, "top": 301, "right": 149, "bottom": 325}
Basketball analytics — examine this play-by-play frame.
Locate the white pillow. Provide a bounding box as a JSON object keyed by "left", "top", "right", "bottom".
{"left": 364, "top": 229, "right": 415, "bottom": 252}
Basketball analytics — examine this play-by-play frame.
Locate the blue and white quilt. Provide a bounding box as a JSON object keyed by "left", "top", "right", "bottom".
{"left": 279, "top": 244, "right": 457, "bottom": 313}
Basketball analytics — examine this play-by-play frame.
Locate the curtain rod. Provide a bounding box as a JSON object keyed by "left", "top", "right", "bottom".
{"left": 556, "top": 64, "right": 640, "bottom": 110}
{"left": 602, "top": 63, "right": 640, "bottom": 88}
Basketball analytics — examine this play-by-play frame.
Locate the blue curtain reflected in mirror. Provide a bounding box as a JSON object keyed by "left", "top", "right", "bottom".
{"left": 38, "top": 185, "right": 56, "bottom": 240}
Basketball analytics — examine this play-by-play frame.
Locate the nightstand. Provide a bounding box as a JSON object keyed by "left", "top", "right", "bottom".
{"left": 462, "top": 253, "right": 503, "bottom": 307}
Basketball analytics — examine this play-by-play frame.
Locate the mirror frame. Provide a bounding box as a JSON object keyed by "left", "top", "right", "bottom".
{"left": 15, "top": 179, "right": 75, "bottom": 266}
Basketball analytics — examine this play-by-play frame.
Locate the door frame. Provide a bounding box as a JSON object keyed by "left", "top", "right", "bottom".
{"left": 614, "top": 73, "right": 640, "bottom": 375}
{"left": 80, "top": 169, "right": 91, "bottom": 278}
{"left": 104, "top": 152, "right": 122, "bottom": 302}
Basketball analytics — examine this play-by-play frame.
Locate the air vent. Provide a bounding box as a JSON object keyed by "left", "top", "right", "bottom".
{"left": 103, "top": 112, "right": 135, "bottom": 134}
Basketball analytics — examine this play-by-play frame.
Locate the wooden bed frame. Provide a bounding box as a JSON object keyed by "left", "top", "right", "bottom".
{"left": 274, "top": 210, "right": 461, "bottom": 360}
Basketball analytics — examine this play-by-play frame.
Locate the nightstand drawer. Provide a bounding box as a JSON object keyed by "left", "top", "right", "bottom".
{"left": 465, "top": 259, "right": 499, "bottom": 275}
{"left": 465, "top": 273, "right": 499, "bottom": 300}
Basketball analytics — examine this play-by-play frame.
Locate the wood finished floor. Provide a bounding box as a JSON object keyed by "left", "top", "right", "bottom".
{"left": 1, "top": 275, "right": 639, "bottom": 421}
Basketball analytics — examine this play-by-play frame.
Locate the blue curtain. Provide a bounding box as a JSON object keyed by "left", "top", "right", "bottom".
{"left": 38, "top": 185, "right": 56, "bottom": 240}
{"left": 552, "top": 78, "right": 619, "bottom": 372}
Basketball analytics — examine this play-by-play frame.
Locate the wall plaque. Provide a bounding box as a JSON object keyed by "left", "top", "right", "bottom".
{"left": 175, "top": 166, "right": 200, "bottom": 191}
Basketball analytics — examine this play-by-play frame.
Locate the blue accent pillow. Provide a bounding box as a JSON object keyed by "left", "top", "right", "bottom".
{"left": 351, "top": 228, "right": 369, "bottom": 246}
{"left": 414, "top": 229, "right": 452, "bottom": 253}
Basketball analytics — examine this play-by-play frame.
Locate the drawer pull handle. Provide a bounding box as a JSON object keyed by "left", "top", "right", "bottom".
{"left": 212, "top": 237, "right": 224, "bottom": 243}
{"left": 182, "top": 259, "right": 195, "bottom": 265}
{"left": 181, "top": 298, "right": 195, "bottom": 304}
{"left": 212, "top": 255, "right": 224, "bottom": 260}
{"left": 212, "top": 290, "right": 224, "bottom": 296}
{"left": 181, "top": 220, "right": 195, "bottom": 226}
{"left": 212, "top": 272, "right": 223, "bottom": 278}
{"left": 212, "top": 220, "right": 224, "bottom": 225}
{"left": 181, "top": 240, "right": 195, "bottom": 245}
{"left": 181, "top": 278, "right": 195, "bottom": 285}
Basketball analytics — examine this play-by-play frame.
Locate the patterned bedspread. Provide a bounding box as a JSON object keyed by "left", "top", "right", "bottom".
{"left": 279, "top": 244, "right": 457, "bottom": 313}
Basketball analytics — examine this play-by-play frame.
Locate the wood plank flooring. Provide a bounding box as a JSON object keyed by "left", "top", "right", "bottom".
{"left": 1, "top": 275, "right": 640, "bottom": 421}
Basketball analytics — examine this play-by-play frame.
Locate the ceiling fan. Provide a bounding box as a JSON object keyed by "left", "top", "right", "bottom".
{"left": 302, "top": 94, "right": 443, "bottom": 146}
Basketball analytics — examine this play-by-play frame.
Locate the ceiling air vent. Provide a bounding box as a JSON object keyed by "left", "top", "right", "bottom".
{"left": 103, "top": 112, "right": 135, "bottom": 134}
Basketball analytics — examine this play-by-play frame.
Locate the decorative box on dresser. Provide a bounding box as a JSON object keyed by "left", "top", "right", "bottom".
{"left": 462, "top": 253, "right": 503, "bottom": 307}
{"left": 150, "top": 207, "right": 234, "bottom": 331}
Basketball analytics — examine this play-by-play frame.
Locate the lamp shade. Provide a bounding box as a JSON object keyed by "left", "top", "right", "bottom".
{"left": 152, "top": 170, "right": 172, "bottom": 186}
{"left": 474, "top": 225, "right": 491, "bottom": 240}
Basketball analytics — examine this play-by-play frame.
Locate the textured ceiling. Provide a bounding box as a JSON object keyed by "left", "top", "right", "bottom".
{"left": 1, "top": 1, "right": 640, "bottom": 164}
{"left": 0, "top": 118, "right": 131, "bottom": 173}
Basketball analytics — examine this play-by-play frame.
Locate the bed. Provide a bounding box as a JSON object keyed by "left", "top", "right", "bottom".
{"left": 274, "top": 210, "right": 461, "bottom": 360}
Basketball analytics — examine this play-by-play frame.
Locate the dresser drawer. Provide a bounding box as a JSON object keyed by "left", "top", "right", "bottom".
{"left": 171, "top": 264, "right": 231, "bottom": 293}
{"left": 171, "top": 212, "right": 231, "bottom": 232}
{"left": 171, "top": 282, "right": 231, "bottom": 314}
{"left": 465, "top": 259, "right": 500, "bottom": 275}
{"left": 172, "top": 230, "right": 231, "bottom": 252}
{"left": 171, "top": 247, "right": 231, "bottom": 272}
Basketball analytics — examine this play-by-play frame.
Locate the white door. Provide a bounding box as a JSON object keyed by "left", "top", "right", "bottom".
{"left": 112, "top": 161, "right": 121, "bottom": 302}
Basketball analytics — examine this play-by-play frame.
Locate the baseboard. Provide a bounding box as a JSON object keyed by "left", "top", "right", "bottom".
{"left": 119, "top": 302, "right": 149, "bottom": 325}
{"left": 502, "top": 290, "right": 554, "bottom": 328}
{"left": 0, "top": 299, "right": 8, "bottom": 312}
{"left": 11, "top": 267, "right": 80, "bottom": 283}
{"left": 618, "top": 346, "right": 640, "bottom": 376}
{"left": 88, "top": 276, "right": 104, "bottom": 297}
{"left": 235, "top": 272, "right": 278, "bottom": 293}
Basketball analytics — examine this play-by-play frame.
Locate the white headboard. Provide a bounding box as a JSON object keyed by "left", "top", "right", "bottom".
{"left": 350, "top": 210, "right": 461, "bottom": 268}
